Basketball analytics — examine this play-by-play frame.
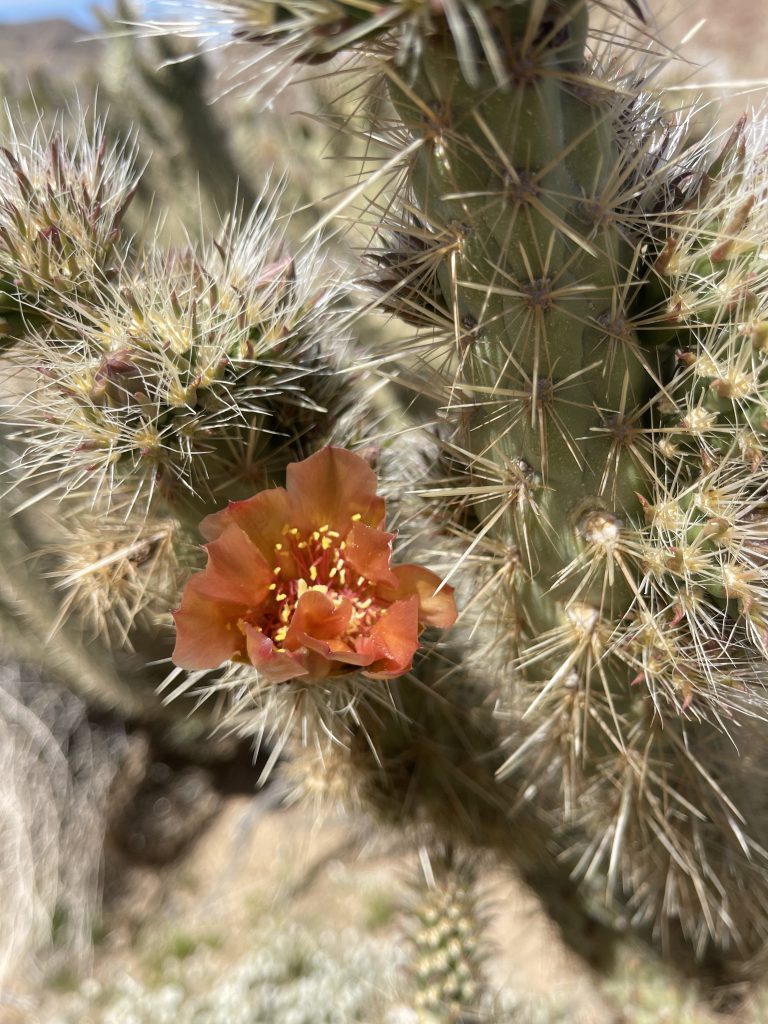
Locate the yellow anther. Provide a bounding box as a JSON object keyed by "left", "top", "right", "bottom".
{"left": 275, "top": 542, "right": 283, "bottom": 551}
{"left": 297, "top": 578, "right": 308, "bottom": 597}
{"left": 340, "top": 540, "right": 347, "bottom": 550}
{"left": 328, "top": 530, "right": 340, "bottom": 539}
{"left": 357, "top": 576, "right": 366, "bottom": 587}
{"left": 298, "top": 541, "right": 308, "bottom": 549}
{"left": 289, "top": 527, "right": 300, "bottom": 536}
{"left": 321, "top": 537, "right": 332, "bottom": 550}
{"left": 273, "top": 566, "right": 282, "bottom": 576}
{"left": 275, "top": 626, "right": 288, "bottom": 642}
{"left": 268, "top": 582, "right": 277, "bottom": 591}
{"left": 329, "top": 567, "right": 338, "bottom": 578}
{"left": 309, "top": 565, "right": 318, "bottom": 581}
{"left": 351, "top": 513, "right": 362, "bottom": 522}
{"left": 339, "top": 569, "right": 346, "bottom": 585}
{"left": 319, "top": 524, "right": 330, "bottom": 532}
{"left": 358, "top": 598, "right": 372, "bottom": 609}
{"left": 276, "top": 592, "right": 287, "bottom": 602}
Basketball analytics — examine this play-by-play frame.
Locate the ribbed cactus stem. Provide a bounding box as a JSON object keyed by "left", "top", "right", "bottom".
{"left": 388, "top": 1, "right": 649, "bottom": 645}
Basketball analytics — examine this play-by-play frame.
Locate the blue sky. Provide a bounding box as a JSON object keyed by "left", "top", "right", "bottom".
{"left": 0, "top": 1, "right": 169, "bottom": 28}
{"left": 1, "top": 2, "right": 107, "bottom": 27}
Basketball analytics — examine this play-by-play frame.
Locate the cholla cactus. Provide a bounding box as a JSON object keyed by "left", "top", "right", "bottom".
{"left": 7, "top": 0, "right": 768, "bottom": 1006}
{"left": 179, "top": 0, "right": 768, "bottom": 971}
{"left": 404, "top": 847, "right": 491, "bottom": 1024}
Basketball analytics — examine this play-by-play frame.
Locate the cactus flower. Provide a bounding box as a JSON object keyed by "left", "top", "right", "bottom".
{"left": 172, "top": 447, "right": 457, "bottom": 680}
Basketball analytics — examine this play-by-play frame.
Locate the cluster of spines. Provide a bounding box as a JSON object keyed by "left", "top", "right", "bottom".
{"left": 45, "top": 512, "right": 182, "bottom": 648}
{"left": 161, "top": 0, "right": 518, "bottom": 98}
{"left": 0, "top": 115, "right": 138, "bottom": 328}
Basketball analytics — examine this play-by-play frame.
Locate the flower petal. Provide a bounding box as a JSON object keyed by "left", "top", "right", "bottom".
{"left": 242, "top": 623, "right": 310, "bottom": 682}
{"left": 199, "top": 487, "right": 292, "bottom": 562}
{"left": 301, "top": 635, "right": 376, "bottom": 667}
{"left": 196, "top": 524, "right": 273, "bottom": 606}
{"left": 344, "top": 522, "right": 398, "bottom": 586}
{"left": 172, "top": 576, "right": 246, "bottom": 670}
{"left": 285, "top": 590, "right": 354, "bottom": 648}
{"left": 362, "top": 596, "right": 420, "bottom": 678}
{"left": 286, "top": 447, "right": 385, "bottom": 534}
{"left": 377, "top": 564, "right": 457, "bottom": 629}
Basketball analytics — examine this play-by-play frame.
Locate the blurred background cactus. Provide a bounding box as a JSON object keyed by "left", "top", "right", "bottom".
{"left": 4, "top": 0, "right": 768, "bottom": 1019}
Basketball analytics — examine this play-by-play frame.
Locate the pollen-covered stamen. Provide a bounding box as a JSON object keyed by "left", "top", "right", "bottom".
{"left": 247, "top": 516, "right": 387, "bottom": 651}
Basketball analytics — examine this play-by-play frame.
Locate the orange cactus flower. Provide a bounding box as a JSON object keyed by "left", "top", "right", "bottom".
{"left": 172, "top": 447, "right": 457, "bottom": 681}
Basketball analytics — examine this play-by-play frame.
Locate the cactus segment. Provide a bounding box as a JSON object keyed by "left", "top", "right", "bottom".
{"left": 384, "top": 3, "right": 655, "bottom": 667}
{"left": 6, "top": 204, "right": 353, "bottom": 524}
{"left": 0, "top": 119, "right": 138, "bottom": 319}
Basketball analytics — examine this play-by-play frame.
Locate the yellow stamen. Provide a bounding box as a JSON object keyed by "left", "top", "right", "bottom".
{"left": 351, "top": 513, "right": 362, "bottom": 522}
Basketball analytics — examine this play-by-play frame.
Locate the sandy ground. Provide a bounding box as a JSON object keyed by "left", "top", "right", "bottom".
{"left": 3, "top": 788, "right": 727, "bottom": 1024}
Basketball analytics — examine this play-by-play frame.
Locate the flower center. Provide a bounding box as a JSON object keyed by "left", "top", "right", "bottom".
{"left": 252, "top": 519, "right": 383, "bottom": 650}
